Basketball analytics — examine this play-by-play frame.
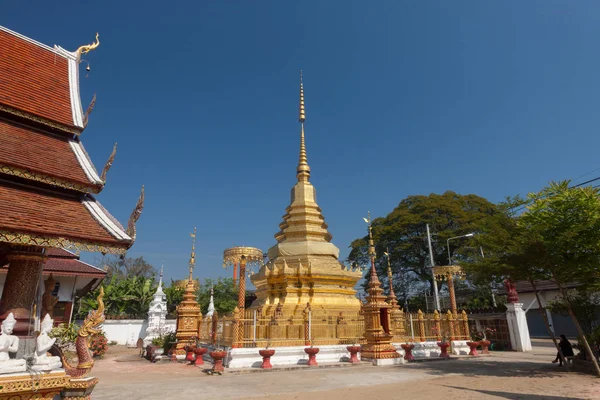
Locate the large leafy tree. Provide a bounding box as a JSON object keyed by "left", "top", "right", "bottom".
{"left": 348, "top": 191, "right": 504, "bottom": 305}
{"left": 469, "top": 182, "right": 600, "bottom": 376}
{"left": 521, "top": 181, "right": 600, "bottom": 375}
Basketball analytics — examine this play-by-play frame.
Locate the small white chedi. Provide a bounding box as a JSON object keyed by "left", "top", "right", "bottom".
{"left": 0, "top": 313, "right": 27, "bottom": 374}
{"left": 144, "top": 266, "right": 168, "bottom": 345}
{"left": 32, "top": 314, "right": 62, "bottom": 371}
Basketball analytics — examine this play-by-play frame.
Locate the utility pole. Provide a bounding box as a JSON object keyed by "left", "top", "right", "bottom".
{"left": 480, "top": 246, "right": 497, "bottom": 307}
{"left": 426, "top": 224, "right": 441, "bottom": 311}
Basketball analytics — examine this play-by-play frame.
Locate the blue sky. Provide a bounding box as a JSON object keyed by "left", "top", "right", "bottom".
{"left": 4, "top": 1, "right": 600, "bottom": 283}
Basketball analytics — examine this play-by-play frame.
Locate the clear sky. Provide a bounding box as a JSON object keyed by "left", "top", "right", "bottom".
{"left": 4, "top": 1, "right": 600, "bottom": 282}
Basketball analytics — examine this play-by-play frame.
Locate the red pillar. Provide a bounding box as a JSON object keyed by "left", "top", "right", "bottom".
{"left": 0, "top": 245, "right": 45, "bottom": 336}
{"left": 233, "top": 261, "right": 238, "bottom": 286}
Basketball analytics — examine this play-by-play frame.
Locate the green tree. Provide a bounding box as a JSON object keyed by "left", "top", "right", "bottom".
{"left": 197, "top": 278, "right": 237, "bottom": 315}
{"left": 348, "top": 191, "right": 504, "bottom": 304}
{"left": 547, "top": 290, "right": 600, "bottom": 336}
{"left": 520, "top": 181, "right": 600, "bottom": 375}
{"left": 76, "top": 275, "right": 156, "bottom": 319}
{"left": 164, "top": 280, "right": 185, "bottom": 316}
{"left": 469, "top": 182, "right": 600, "bottom": 376}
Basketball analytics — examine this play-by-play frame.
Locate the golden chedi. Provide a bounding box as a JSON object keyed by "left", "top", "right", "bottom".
{"left": 175, "top": 227, "right": 202, "bottom": 354}
{"left": 250, "top": 73, "right": 362, "bottom": 316}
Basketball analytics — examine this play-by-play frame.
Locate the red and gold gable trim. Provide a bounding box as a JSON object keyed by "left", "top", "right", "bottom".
{"left": 0, "top": 229, "right": 128, "bottom": 255}
{"left": 0, "top": 163, "right": 101, "bottom": 194}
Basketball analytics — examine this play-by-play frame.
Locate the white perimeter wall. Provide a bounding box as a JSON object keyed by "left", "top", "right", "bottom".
{"left": 74, "top": 319, "right": 176, "bottom": 346}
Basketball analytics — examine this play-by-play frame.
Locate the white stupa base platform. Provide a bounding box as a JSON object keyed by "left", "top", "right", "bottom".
{"left": 363, "top": 357, "right": 406, "bottom": 366}
{"left": 451, "top": 340, "right": 470, "bottom": 355}
{"left": 226, "top": 345, "right": 357, "bottom": 369}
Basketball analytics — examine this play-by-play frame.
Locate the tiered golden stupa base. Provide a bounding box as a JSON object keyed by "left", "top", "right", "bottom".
{"left": 250, "top": 253, "right": 362, "bottom": 317}
{"left": 360, "top": 333, "right": 400, "bottom": 360}
{"left": 175, "top": 279, "right": 201, "bottom": 355}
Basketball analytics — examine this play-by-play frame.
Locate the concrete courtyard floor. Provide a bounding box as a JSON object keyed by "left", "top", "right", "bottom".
{"left": 91, "top": 340, "right": 600, "bottom": 399}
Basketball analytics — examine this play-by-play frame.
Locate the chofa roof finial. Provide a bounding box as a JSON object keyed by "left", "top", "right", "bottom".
{"left": 126, "top": 185, "right": 145, "bottom": 243}
{"left": 76, "top": 33, "right": 100, "bottom": 56}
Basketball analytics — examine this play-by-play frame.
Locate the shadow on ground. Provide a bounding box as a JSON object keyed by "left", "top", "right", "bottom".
{"left": 404, "top": 358, "right": 582, "bottom": 379}
{"left": 443, "top": 385, "right": 585, "bottom": 400}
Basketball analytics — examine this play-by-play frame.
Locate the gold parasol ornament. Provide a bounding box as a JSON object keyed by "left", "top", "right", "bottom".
{"left": 432, "top": 265, "right": 466, "bottom": 281}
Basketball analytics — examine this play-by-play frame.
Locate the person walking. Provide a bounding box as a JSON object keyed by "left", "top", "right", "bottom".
{"left": 552, "top": 334, "right": 574, "bottom": 366}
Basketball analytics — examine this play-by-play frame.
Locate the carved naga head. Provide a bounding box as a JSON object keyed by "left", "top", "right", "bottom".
{"left": 80, "top": 287, "right": 106, "bottom": 337}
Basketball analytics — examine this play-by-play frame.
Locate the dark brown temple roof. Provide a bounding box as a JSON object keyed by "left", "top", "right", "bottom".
{"left": 0, "top": 27, "right": 83, "bottom": 131}
{"left": 0, "top": 248, "right": 107, "bottom": 278}
{"left": 0, "top": 182, "right": 132, "bottom": 253}
{"left": 0, "top": 119, "right": 103, "bottom": 192}
{"left": 0, "top": 25, "right": 140, "bottom": 255}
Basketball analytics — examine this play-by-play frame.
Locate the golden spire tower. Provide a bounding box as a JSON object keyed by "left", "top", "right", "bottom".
{"left": 189, "top": 226, "right": 197, "bottom": 281}
{"left": 297, "top": 71, "right": 310, "bottom": 183}
{"left": 175, "top": 226, "right": 201, "bottom": 355}
{"left": 249, "top": 73, "right": 362, "bottom": 315}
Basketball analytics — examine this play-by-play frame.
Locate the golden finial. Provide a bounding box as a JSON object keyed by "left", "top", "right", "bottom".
{"left": 100, "top": 142, "right": 117, "bottom": 182}
{"left": 189, "top": 226, "right": 197, "bottom": 281}
{"left": 363, "top": 212, "right": 375, "bottom": 256}
{"left": 297, "top": 71, "right": 311, "bottom": 182}
{"left": 299, "top": 71, "right": 306, "bottom": 122}
{"left": 76, "top": 33, "right": 100, "bottom": 56}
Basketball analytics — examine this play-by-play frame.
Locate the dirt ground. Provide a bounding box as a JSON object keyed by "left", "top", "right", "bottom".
{"left": 90, "top": 340, "right": 600, "bottom": 400}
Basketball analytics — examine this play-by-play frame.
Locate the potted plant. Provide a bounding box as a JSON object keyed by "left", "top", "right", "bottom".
{"left": 304, "top": 343, "right": 320, "bottom": 366}
{"left": 209, "top": 345, "right": 227, "bottom": 374}
{"left": 346, "top": 343, "right": 361, "bottom": 364}
{"left": 151, "top": 336, "right": 165, "bottom": 355}
{"left": 184, "top": 337, "right": 197, "bottom": 364}
{"left": 259, "top": 341, "right": 275, "bottom": 369}
{"left": 478, "top": 327, "right": 494, "bottom": 354}
{"left": 467, "top": 330, "right": 482, "bottom": 356}
{"left": 401, "top": 342, "right": 415, "bottom": 361}
{"left": 193, "top": 337, "right": 207, "bottom": 366}
{"left": 437, "top": 332, "right": 451, "bottom": 359}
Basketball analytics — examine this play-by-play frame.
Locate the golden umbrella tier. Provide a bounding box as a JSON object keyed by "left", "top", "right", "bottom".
{"left": 433, "top": 265, "right": 466, "bottom": 281}
{"left": 223, "top": 246, "right": 263, "bottom": 267}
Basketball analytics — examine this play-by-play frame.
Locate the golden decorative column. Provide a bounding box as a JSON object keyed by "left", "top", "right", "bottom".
{"left": 175, "top": 227, "right": 202, "bottom": 355}
{"left": 0, "top": 245, "right": 46, "bottom": 335}
{"left": 359, "top": 213, "right": 400, "bottom": 362}
{"left": 223, "top": 247, "right": 263, "bottom": 347}
{"left": 433, "top": 265, "right": 465, "bottom": 315}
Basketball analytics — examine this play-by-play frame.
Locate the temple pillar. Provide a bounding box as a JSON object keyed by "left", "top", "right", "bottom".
{"left": 0, "top": 245, "right": 45, "bottom": 336}
{"left": 233, "top": 261, "right": 238, "bottom": 286}
{"left": 447, "top": 274, "right": 457, "bottom": 315}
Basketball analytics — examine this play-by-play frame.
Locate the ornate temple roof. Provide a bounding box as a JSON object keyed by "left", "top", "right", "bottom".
{"left": 0, "top": 26, "right": 88, "bottom": 133}
{"left": 0, "top": 120, "right": 103, "bottom": 193}
{"left": 0, "top": 25, "right": 142, "bottom": 255}
{"left": 0, "top": 181, "right": 132, "bottom": 253}
{"left": 1, "top": 247, "right": 107, "bottom": 277}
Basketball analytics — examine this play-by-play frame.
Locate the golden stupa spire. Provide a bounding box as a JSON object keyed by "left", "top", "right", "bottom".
{"left": 297, "top": 71, "right": 311, "bottom": 183}
{"left": 188, "top": 226, "right": 197, "bottom": 281}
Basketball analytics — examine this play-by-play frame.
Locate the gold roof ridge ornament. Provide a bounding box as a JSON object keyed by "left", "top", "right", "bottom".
{"left": 189, "top": 227, "right": 197, "bottom": 281}
{"left": 126, "top": 185, "right": 145, "bottom": 243}
{"left": 76, "top": 33, "right": 100, "bottom": 56}
{"left": 297, "top": 70, "right": 310, "bottom": 183}
{"left": 100, "top": 142, "right": 117, "bottom": 182}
